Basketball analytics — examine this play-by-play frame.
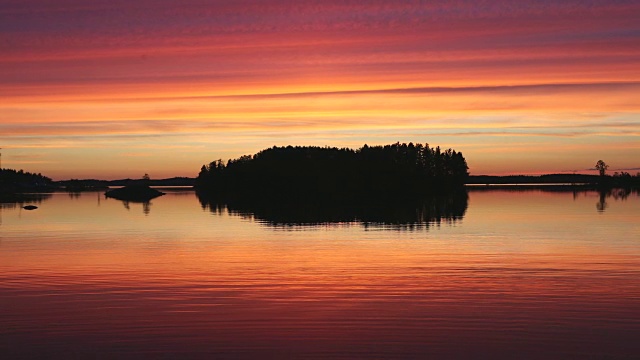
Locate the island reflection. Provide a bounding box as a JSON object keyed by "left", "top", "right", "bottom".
{"left": 0, "top": 193, "right": 52, "bottom": 206}
{"left": 197, "top": 190, "right": 469, "bottom": 229}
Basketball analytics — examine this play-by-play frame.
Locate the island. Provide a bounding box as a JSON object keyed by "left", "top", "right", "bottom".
{"left": 196, "top": 142, "right": 470, "bottom": 201}
{"left": 105, "top": 184, "right": 165, "bottom": 202}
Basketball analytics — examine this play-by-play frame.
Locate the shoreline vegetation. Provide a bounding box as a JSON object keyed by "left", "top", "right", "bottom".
{"left": 27, "top": 174, "right": 640, "bottom": 190}
{"left": 467, "top": 174, "right": 640, "bottom": 188}
{"left": 0, "top": 169, "right": 56, "bottom": 201}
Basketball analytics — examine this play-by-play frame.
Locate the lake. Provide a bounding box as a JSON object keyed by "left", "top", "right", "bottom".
{"left": 1, "top": 188, "right": 639, "bottom": 359}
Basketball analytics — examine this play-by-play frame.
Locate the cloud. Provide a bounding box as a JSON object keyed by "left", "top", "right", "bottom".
{"left": 1, "top": 1, "right": 639, "bottom": 177}
{"left": 2, "top": 0, "right": 638, "bottom": 95}
{"left": 120, "top": 152, "right": 152, "bottom": 157}
{"left": 166, "top": 81, "right": 640, "bottom": 100}
{"left": 617, "top": 167, "right": 640, "bottom": 171}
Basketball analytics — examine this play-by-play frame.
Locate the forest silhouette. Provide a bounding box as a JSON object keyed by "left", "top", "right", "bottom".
{"left": 0, "top": 169, "right": 55, "bottom": 201}
{"left": 196, "top": 142, "right": 469, "bottom": 201}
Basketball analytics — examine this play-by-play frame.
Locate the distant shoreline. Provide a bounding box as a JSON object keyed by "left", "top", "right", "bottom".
{"left": 3, "top": 171, "right": 638, "bottom": 197}
{"left": 44, "top": 174, "right": 640, "bottom": 188}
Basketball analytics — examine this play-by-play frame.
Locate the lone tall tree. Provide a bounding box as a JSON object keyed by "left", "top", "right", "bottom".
{"left": 595, "top": 160, "right": 609, "bottom": 177}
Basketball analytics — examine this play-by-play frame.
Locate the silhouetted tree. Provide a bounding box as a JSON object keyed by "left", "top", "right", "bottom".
{"left": 595, "top": 160, "right": 609, "bottom": 177}
{"left": 596, "top": 189, "right": 608, "bottom": 212}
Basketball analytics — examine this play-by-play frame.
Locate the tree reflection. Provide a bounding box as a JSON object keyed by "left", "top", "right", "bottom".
{"left": 466, "top": 185, "right": 637, "bottom": 214}
{"left": 197, "top": 190, "right": 468, "bottom": 230}
{"left": 596, "top": 188, "right": 635, "bottom": 213}
{"left": 596, "top": 190, "right": 608, "bottom": 213}
{"left": 0, "top": 193, "right": 52, "bottom": 205}
{"left": 117, "top": 199, "right": 152, "bottom": 215}
{"left": 1, "top": 193, "right": 53, "bottom": 227}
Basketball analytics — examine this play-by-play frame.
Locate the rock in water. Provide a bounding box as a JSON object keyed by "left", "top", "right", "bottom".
{"left": 23, "top": 205, "right": 38, "bottom": 210}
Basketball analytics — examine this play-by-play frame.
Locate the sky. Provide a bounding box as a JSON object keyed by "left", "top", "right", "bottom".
{"left": 1, "top": 0, "right": 639, "bottom": 180}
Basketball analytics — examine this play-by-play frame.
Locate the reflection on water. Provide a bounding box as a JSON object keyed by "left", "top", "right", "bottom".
{"left": 0, "top": 193, "right": 53, "bottom": 226}
{"left": 119, "top": 199, "right": 152, "bottom": 215}
{"left": 0, "top": 189, "right": 639, "bottom": 359}
{"left": 595, "top": 188, "right": 637, "bottom": 213}
{"left": 198, "top": 190, "right": 468, "bottom": 229}
{"left": 0, "top": 192, "right": 52, "bottom": 207}
{"left": 468, "top": 186, "right": 639, "bottom": 213}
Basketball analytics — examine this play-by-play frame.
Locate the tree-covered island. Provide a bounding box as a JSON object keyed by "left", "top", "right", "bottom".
{"left": 196, "top": 142, "right": 469, "bottom": 200}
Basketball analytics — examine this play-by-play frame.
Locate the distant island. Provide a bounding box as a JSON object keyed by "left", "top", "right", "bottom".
{"left": 57, "top": 177, "right": 196, "bottom": 190}
{"left": 467, "top": 173, "right": 640, "bottom": 188}
{"left": 105, "top": 184, "right": 165, "bottom": 202}
{"left": 196, "top": 142, "right": 469, "bottom": 200}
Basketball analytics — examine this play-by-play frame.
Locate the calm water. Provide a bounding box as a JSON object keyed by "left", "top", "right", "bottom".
{"left": 1, "top": 188, "right": 639, "bottom": 359}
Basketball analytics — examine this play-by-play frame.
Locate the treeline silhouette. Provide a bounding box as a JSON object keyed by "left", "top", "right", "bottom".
{"left": 198, "top": 190, "right": 468, "bottom": 229}
{"left": 0, "top": 168, "right": 54, "bottom": 193}
{"left": 196, "top": 142, "right": 468, "bottom": 200}
{"left": 467, "top": 174, "right": 600, "bottom": 185}
{"left": 603, "top": 171, "right": 640, "bottom": 188}
{"left": 57, "top": 177, "right": 195, "bottom": 192}
{"left": 468, "top": 173, "right": 640, "bottom": 188}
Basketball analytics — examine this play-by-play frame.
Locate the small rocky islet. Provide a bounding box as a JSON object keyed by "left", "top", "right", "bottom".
{"left": 104, "top": 185, "right": 164, "bottom": 202}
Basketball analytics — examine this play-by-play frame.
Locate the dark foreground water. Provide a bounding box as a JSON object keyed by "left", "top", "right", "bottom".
{"left": 1, "top": 188, "right": 639, "bottom": 359}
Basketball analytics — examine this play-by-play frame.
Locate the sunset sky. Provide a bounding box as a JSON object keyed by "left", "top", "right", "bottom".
{"left": 1, "top": 0, "right": 639, "bottom": 180}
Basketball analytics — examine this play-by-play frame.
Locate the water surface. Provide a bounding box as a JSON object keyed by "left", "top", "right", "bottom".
{"left": 1, "top": 189, "right": 639, "bottom": 359}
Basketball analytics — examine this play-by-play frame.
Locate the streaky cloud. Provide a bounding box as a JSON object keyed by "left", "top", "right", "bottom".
{"left": 5, "top": 81, "right": 639, "bottom": 103}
